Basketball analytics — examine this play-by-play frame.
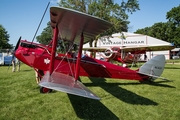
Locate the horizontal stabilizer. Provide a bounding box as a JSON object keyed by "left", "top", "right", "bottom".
{"left": 39, "top": 71, "right": 100, "bottom": 100}
{"left": 138, "top": 72, "right": 172, "bottom": 81}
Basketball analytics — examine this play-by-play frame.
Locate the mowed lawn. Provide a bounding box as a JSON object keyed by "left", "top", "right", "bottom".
{"left": 0, "top": 63, "right": 180, "bottom": 120}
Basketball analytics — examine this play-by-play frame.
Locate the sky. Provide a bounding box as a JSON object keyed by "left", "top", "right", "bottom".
{"left": 0, "top": 0, "right": 179, "bottom": 46}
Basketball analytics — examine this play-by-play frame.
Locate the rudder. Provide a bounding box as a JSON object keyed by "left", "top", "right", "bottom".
{"left": 138, "top": 55, "right": 165, "bottom": 80}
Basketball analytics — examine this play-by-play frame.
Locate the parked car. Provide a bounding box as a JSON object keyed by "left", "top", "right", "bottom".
{"left": 172, "top": 56, "right": 180, "bottom": 59}
{"left": 4, "top": 55, "right": 13, "bottom": 65}
{"left": 0, "top": 52, "right": 17, "bottom": 65}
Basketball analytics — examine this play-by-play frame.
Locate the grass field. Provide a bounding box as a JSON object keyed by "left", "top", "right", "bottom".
{"left": 0, "top": 62, "right": 180, "bottom": 120}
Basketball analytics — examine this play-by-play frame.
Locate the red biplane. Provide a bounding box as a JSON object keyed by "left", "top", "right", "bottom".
{"left": 83, "top": 44, "right": 174, "bottom": 66}
{"left": 83, "top": 46, "right": 142, "bottom": 66}
{"left": 83, "top": 32, "right": 174, "bottom": 66}
{"left": 14, "top": 6, "right": 168, "bottom": 100}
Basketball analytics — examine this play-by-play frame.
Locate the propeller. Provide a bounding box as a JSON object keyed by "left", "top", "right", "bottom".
{"left": 104, "top": 48, "right": 113, "bottom": 58}
{"left": 12, "top": 36, "right": 21, "bottom": 59}
{"left": 14, "top": 36, "right": 21, "bottom": 51}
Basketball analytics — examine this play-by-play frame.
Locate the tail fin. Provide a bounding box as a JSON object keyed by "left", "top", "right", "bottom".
{"left": 138, "top": 55, "right": 165, "bottom": 80}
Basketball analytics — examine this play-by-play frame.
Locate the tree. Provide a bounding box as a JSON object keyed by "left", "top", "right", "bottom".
{"left": 0, "top": 24, "right": 12, "bottom": 49}
{"left": 58, "top": 0, "right": 139, "bottom": 47}
{"left": 166, "top": 5, "right": 180, "bottom": 26}
{"left": 36, "top": 22, "right": 52, "bottom": 45}
{"left": 135, "top": 27, "right": 151, "bottom": 35}
{"left": 135, "top": 5, "right": 180, "bottom": 47}
{"left": 37, "top": 0, "right": 140, "bottom": 47}
{"left": 166, "top": 5, "right": 180, "bottom": 47}
{"left": 135, "top": 22, "right": 169, "bottom": 42}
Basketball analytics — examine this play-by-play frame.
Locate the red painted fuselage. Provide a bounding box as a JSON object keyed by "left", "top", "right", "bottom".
{"left": 15, "top": 40, "right": 149, "bottom": 81}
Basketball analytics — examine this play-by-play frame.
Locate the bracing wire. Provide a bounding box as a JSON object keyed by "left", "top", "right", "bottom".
{"left": 31, "top": 2, "right": 50, "bottom": 43}
{"left": 27, "top": 2, "right": 50, "bottom": 53}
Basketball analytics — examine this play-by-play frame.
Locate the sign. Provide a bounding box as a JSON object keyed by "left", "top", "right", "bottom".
{"left": 98, "top": 35, "right": 147, "bottom": 47}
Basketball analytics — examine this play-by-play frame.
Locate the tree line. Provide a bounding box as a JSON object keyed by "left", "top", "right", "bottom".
{"left": 1, "top": 1, "right": 180, "bottom": 49}
{"left": 0, "top": 24, "right": 13, "bottom": 49}
{"left": 135, "top": 5, "right": 180, "bottom": 47}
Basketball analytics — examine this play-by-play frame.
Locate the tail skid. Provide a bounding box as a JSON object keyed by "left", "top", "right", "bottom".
{"left": 138, "top": 55, "right": 170, "bottom": 81}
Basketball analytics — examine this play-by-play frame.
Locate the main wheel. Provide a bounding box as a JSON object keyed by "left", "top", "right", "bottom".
{"left": 40, "top": 87, "right": 52, "bottom": 93}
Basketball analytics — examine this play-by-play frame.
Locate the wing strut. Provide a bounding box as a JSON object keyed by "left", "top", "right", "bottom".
{"left": 49, "top": 26, "right": 59, "bottom": 74}
{"left": 75, "top": 33, "right": 84, "bottom": 81}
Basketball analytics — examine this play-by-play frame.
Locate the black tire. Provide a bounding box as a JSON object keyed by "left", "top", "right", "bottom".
{"left": 40, "top": 87, "right": 52, "bottom": 93}
{"left": 139, "top": 78, "right": 154, "bottom": 84}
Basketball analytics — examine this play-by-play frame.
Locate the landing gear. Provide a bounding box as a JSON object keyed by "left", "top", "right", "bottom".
{"left": 40, "top": 87, "right": 52, "bottom": 93}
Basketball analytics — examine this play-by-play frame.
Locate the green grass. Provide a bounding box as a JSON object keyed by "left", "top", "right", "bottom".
{"left": 166, "top": 59, "right": 180, "bottom": 63}
{"left": 0, "top": 63, "right": 180, "bottom": 120}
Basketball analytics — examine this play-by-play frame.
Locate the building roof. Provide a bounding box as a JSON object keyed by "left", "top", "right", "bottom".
{"left": 171, "top": 48, "right": 180, "bottom": 52}
{"left": 83, "top": 32, "right": 174, "bottom": 51}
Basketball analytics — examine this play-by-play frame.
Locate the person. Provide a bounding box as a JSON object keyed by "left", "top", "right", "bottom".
{"left": 35, "top": 69, "right": 44, "bottom": 84}
{"left": 122, "top": 63, "right": 128, "bottom": 68}
{"left": 12, "top": 58, "right": 21, "bottom": 72}
{"left": 11, "top": 54, "right": 20, "bottom": 72}
{"left": 144, "top": 54, "right": 147, "bottom": 61}
{"left": 12, "top": 57, "right": 16, "bottom": 72}
{"left": 6, "top": 49, "right": 10, "bottom": 54}
{"left": 81, "top": 51, "right": 88, "bottom": 58}
{"left": 151, "top": 52, "right": 154, "bottom": 58}
{"left": 16, "top": 59, "right": 20, "bottom": 71}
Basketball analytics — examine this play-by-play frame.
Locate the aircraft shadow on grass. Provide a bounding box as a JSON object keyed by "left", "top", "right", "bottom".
{"left": 85, "top": 77, "right": 175, "bottom": 89}
{"left": 32, "top": 78, "right": 174, "bottom": 119}
{"left": 68, "top": 94, "right": 119, "bottom": 120}
{"left": 143, "top": 81, "right": 175, "bottom": 88}
{"left": 23, "top": 70, "right": 33, "bottom": 72}
{"left": 86, "top": 77, "right": 158, "bottom": 105}
{"left": 67, "top": 77, "right": 176, "bottom": 119}
{"left": 68, "top": 77, "right": 120, "bottom": 119}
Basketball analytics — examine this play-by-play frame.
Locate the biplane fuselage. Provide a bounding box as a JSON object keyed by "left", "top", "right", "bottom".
{"left": 15, "top": 40, "right": 148, "bottom": 81}
{"left": 103, "top": 47, "right": 145, "bottom": 63}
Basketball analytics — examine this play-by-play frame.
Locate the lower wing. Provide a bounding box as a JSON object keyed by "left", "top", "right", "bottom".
{"left": 39, "top": 71, "right": 100, "bottom": 100}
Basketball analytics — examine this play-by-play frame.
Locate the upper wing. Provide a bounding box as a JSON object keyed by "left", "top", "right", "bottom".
{"left": 50, "top": 6, "right": 113, "bottom": 44}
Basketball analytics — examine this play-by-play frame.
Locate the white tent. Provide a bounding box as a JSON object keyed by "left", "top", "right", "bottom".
{"left": 171, "top": 48, "right": 180, "bottom": 52}
{"left": 83, "top": 32, "right": 174, "bottom": 60}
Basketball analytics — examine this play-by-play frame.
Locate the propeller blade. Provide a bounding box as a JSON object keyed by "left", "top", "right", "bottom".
{"left": 14, "top": 36, "right": 21, "bottom": 51}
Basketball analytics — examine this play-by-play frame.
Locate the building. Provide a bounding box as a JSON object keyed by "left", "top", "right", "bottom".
{"left": 83, "top": 32, "right": 174, "bottom": 60}
{"left": 171, "top": 48, "right": 180, "bottom": 59}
